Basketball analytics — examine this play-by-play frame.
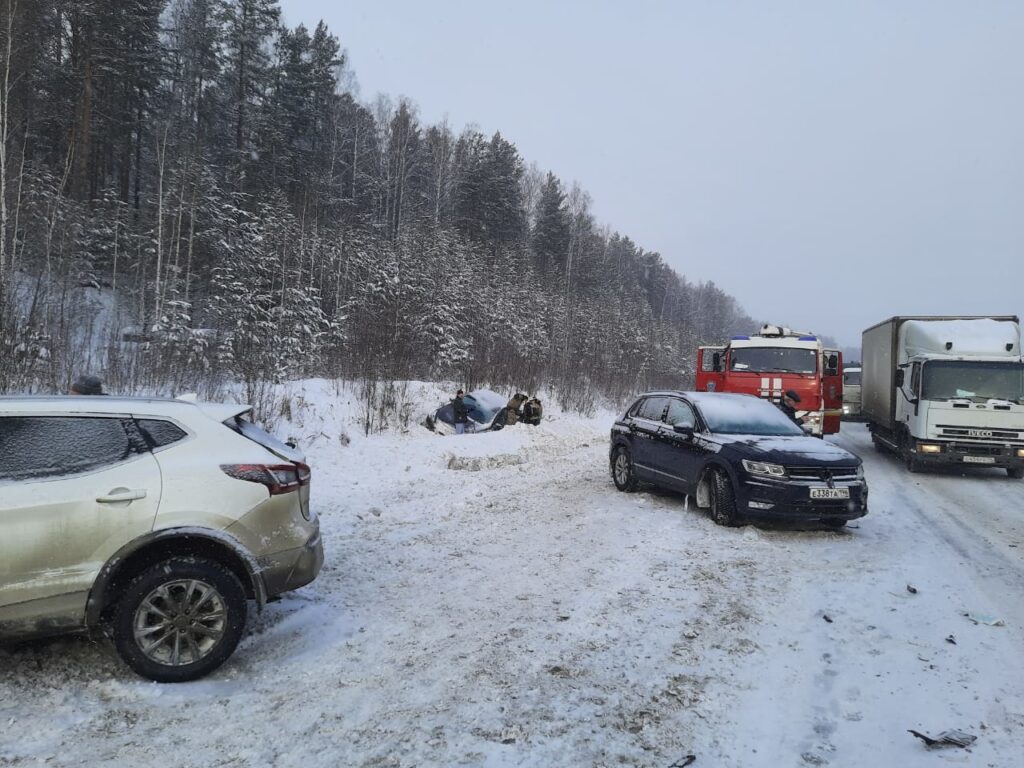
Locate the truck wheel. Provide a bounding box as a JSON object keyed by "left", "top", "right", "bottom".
{"left": 904, "top": 449, "right": 920, "bottom": 473}
{"left": 709, "top": 469, "right": 740, "bottom": 527}
{"left": 899, "top": 432, "right": 920, "bottom": 473}
{"left": 611, "top": 447, "right": 638, "bottom": 492}
{"left": 112, "top": 556, "right": 248, "bottom": 683}
{"left": 1008, "top": 467, "right": 1024, "bottom": 480}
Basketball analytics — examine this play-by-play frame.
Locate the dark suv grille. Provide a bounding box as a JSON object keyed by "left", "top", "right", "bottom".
{"left": 786, "top": 466, "right": 859, "bottom": 482}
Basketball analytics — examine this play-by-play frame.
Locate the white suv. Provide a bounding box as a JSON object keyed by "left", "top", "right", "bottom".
{"left": 0, "top": 396, "right": 323, "bottom": 682}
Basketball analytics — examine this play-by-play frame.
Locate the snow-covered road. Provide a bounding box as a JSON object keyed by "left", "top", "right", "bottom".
{"left": 2, "top": 401, "right": 1022, "bottom": 767}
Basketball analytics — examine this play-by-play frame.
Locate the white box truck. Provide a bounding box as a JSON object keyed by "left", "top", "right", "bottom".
{"left": 862, "top": 316, "right": 1024, "bottom": 477}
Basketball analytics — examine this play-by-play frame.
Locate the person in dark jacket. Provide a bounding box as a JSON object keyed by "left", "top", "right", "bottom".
{"left": 452, "top": 389, "right": 469, "bottom": 434}
{"left": 69, "top": 374, "right": 105, "bottom": 396}
{"left": 522, "top": 397, "right": 543, "bottom": 426}
{"left": 777, "top": 389, "right": 805, "bottom": 427}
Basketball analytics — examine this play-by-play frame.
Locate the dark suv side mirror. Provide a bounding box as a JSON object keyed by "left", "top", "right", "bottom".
{"left": 673, "top": 424, "right": 694, "bottom": 439}
{"left": 894, "top": 369, "right": 905, "bottom": 388}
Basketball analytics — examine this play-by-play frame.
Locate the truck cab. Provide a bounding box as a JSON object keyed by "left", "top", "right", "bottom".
{"left": 696, "top": 325, "right": 843, "bottom": 436}
{"left": 864, "top": 316, "right": 1024, "bottom": 477}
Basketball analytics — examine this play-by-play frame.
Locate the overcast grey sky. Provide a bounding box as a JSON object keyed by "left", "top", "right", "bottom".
{"left": 280, "top": 0, "right": 1023, "bottom": 347}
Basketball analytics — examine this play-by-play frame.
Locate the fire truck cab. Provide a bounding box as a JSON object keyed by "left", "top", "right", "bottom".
{"left": 695, "top": 325, "right": 844, "bottom": 436}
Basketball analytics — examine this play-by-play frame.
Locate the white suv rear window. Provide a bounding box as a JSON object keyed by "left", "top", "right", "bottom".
{"left": 226, "top": 416, "right": 303, "bottom": 462}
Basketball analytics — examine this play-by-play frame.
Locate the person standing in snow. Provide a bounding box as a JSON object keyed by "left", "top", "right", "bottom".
{"left": 452, "top": 389, "right": 470, "bottom": 434}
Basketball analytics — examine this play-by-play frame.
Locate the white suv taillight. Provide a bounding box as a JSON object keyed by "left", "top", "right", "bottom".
{"left": 221, "top": 462, "right": 311, "bottom": 496}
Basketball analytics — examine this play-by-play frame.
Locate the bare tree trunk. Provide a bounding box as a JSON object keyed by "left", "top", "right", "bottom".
{"left": 154, "top": 120, "right": 172, "bottom": 322}
{"left": 183, "top": 173, "right": 198, "bottom": 303}
{"left": 0, "top": 0, "right": 15, "bottom": 280}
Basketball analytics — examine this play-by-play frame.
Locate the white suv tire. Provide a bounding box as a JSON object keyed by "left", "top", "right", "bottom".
{"left": 112, "top": 556, "right": 248, "bottom": 683}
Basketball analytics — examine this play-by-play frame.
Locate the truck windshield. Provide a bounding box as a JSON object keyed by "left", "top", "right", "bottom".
{"left": 922, "top": 361, "right": 1024, "bottom": 403}
{"left": 729, "top": 347, "right": 817, "bottom": 374}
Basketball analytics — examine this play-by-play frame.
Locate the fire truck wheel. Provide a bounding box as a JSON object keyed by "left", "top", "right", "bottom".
{"left": 709, "top": 469, "right": 740, "bottom": 527}
{"left": 611, "top": 447, "right": 638, "bottom": 492}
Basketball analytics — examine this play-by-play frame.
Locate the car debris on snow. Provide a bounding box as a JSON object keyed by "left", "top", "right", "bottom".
{"left": 906, "top": 584, "right": 918, "bottom": 594}
{"left": 945, "top": 634, "right": 957, "bottom": 644}
{"left": 667, "top": 755, "right": 696, "bottom": 767}
{"left": 499, "top": 725, "right": 527, "bottom": 744}
{"left": 964, "top": 613, "right": 1005, "bottom": 626}
{"left": 908, "top": 729, "right": 977, "bottom": 748}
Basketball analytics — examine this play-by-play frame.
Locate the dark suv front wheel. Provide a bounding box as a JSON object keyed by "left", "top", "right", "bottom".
{"left": 709, "top": 469, "right": 740, "bottom": 527}
{"left": 113, "top": 556, "right": 248, "bottom": 683}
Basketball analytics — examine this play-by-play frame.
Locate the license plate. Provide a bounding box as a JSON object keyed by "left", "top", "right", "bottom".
{"left": 963, "top": 455, "right": 996, "bottom": 465}
{"left": 810, "top": 487, "right": 850, "bottom": 500}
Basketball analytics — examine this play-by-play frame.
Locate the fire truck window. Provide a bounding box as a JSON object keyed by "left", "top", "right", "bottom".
{"left": 701, "top": 349, "right": 723, "bottom": 372}
{"left": 729, "top": 347, "right": 817, "bottom": 374}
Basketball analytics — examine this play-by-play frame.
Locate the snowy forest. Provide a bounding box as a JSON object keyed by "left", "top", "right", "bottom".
{"left": 0, "top": 0, "right": 755, "bottom": 411}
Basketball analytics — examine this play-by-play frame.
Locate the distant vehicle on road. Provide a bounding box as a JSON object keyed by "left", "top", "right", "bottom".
{"left": 0, "top": 396, "right": 323, "bottom": 682}
{"left": 610, "top": 391, "right": 868, "bottom": 527}
{"left": 696, "top": 324, "right": 844, "bottom": 436}
{"left": 862, "top": 315, "right": 1024, "bottom": 477}
{"left": 842, "top": 366, "right": 862, "bottom": 419}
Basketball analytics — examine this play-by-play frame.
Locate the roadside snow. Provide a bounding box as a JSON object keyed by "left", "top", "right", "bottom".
{"left": 2, "top": 386, "right": 1023, "bottom": 767}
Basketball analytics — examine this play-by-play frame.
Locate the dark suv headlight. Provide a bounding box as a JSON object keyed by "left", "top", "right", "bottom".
{"left": 742, "top": 459, "right": 786, "bottom": 477}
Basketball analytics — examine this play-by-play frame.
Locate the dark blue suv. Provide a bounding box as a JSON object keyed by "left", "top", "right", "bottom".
{"left": 609, "top": 391, "right": 868, "bottom": 527}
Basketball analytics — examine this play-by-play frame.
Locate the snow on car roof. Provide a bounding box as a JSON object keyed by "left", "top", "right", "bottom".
{"left": 466, "top": 389, "right": 507, "bottom": 411}
{"left": 0, "top": 395, "right": 251, "bottom": 421}
{"left": 642, "top": 391, "right": 804, "bottom": 435}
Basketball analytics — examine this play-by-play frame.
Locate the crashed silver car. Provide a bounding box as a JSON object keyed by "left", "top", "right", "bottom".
{"left": 426, "top": 389, "right": 508, "bottom": 435}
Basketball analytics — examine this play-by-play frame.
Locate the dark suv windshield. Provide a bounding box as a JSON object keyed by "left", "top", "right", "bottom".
{"left": 730, "top": 347, "right": 817, "bottom": 374}
{"left": 696, "top": 396, "right": 804, "bottom": 436}
{"left": 922, "top": 361, "right": 1024, "bottom": 403}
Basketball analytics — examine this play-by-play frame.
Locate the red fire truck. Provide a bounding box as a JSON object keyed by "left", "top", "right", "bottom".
{"left": 695, "top": 325, "right": 844, "bottom": 435}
